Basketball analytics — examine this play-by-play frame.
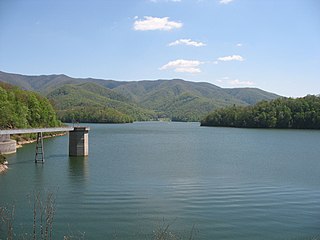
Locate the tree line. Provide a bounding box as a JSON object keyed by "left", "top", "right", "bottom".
{"left": 57, "top": 106, "right": 134, "bottom": 124}
{"left": 201, "top": 95, "right": 320, "bottom": 129}
{"left": 0, "top": 82, "right": 61, "bottom": 129}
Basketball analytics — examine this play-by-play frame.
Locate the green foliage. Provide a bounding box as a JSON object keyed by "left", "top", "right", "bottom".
{"left": 58, "top": 107, "right": 134, "bottom": 124}
{"left": 113, "top": 80, "right": 256, "bottom": 122}
{"left": 0, "top": 71, "right": 281, "bottom": 122}
{"left": 47, "top": 83, "right": 157, "bottom": 123}
{"left": 224, "top": 88, "right": 280, "bottom": 105}
{"left": 0, "top": 82, "right": 61, "bottom": 129}
{"left": 201, "top": 95, "right": 320, "bottom": 129}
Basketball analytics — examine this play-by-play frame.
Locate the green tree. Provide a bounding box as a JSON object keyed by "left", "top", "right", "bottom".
{"left": 0, "top": 82, "right": 61, "bottom": 129}
{"left": 201, "top": 95, "right": 320, "bottom": 129}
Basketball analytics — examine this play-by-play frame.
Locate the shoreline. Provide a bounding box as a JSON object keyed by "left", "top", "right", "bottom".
{"left": 0, "top": 133, "right": 66, "bottom": 173}
{"left": 0, "top": 154, "right": 8, "bottom": 173}
{"left": 16, "top": 132, "right": 66, "bottom": 149}
{"left": 0, "top": 163, "right": 8, "bottom": 173}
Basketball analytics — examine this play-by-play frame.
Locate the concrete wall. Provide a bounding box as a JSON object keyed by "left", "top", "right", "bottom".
{"left": 0, "top": 135, "right": 17, "bottom": 154}
{"left": 0, "top": 134, "right": 10, "bottom": 142}
{"left": 69, "top": 127, "right": 89, "bottom": 156}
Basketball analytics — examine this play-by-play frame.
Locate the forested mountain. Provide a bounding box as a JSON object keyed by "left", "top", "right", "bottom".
{"left": 48, "top": 83, "right": 157, "bottom": 123}
{"left": 0, "top": 71, "right": 125, "bottom": 93}
{"left": 112, "top": 79, "right": 250, "bottom": 121}
{"left": 224, "top": 88, "right": 279, "bottom": 105}
{"left": 0, "top": 71, "right": 280, "bottom": 122}
{"left": 201, "top": 95, "right": 320, "bottom": 129}
{"left": 0, "top": 82, "right": 61, "bottom": 129}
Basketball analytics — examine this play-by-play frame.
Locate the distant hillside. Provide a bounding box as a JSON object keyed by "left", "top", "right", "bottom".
{"left": 0, "top": 71, "right": 126, "bottom": 93}
{"left": 0, "top": 71, "right": 281, "bottom": 122}
{"left": 113, "top": 79, "right": 249, "bottom": 121}
{"left": 224, "top": 88, "right": 279, "bottom": 105}
{"left": 47, "top": 83, "right": 157, "bottom": 122}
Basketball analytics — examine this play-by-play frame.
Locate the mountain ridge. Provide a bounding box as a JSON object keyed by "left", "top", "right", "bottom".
{"left": 0, "top": 71, "right": 281, "bottom": 122}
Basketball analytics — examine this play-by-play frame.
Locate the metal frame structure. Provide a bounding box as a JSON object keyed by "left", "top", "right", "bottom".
{"left": 35, "top": 132, "right": 45, "bottom": 163}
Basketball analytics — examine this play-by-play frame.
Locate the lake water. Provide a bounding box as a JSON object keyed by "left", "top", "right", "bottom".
{"left": 1, "top": 122, "right": 320, "bottom": 239}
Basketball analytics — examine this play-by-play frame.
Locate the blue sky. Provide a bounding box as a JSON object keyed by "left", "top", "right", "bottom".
{"left": 0, "top": 0, "right": 319, "bottom": 97}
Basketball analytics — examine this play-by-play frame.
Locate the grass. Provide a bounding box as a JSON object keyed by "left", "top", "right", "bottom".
{"left": 152, "top": 220, "right": 197, "bottom": 240}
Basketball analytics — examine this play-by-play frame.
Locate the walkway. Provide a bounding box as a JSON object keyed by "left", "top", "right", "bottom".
{"left": 0, "top": 126, "right": 89, "bottom": 161}
{"left": 0, "top": 127, "right": 74, "bottom": 135}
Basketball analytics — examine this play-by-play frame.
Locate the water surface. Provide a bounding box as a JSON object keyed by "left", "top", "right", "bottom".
{"left": 1, "top": 122, "right": 320, "bottom": 239}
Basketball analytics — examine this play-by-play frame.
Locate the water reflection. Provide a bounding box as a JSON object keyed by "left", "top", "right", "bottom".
{"left": 68, "top": 156, "right": 89, "bottom": 184}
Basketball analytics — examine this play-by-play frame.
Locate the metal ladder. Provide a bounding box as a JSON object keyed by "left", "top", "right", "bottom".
{"left": 35, "top": 132, "right": 45, "bottom": 163}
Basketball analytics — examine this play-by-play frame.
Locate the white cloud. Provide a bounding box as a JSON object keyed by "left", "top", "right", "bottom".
{"left": 236, "top": 43, "right": 242, "bottom": 47}
{"left": 176, "top": 67, "right": 201, "bottom": 73}
{"left": 216, "top": 77, "right": 229, "bottom": 83}
{"left": 216, "top": 76, "right": 229, "bottom": 83}
{"left": 219, "top": 0, "right": 234, "bottom": 4}
{"left": 160, "top": 59, "right": 203, "bottom": 73}
{"left": 229, "top": 79, "right": 254, "bottom": 86}
{"left": 133, "top": 16, "right": 182, "bottom": 31}
{"left": 168, "top": 39, "right": 206, "bottom": 47}
{"left": 217, "top": 55, "right": 244, "bottom": 62}
{"left": 216, "top": 77, "right": 254, "bottom": 86}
